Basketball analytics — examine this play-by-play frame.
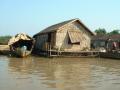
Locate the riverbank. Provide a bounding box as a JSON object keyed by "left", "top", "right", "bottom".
{"left": 0, "top": 45, "right": 10, "bottom": 55}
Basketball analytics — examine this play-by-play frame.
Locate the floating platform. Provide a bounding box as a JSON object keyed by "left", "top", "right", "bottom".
{"left": 33, "top": 49, "right": 100, "bottom": 58}
{"left": 99, "top": 51, "right": 120, "bottom": 59}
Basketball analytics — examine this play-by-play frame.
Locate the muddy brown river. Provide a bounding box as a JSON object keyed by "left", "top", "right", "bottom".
{"left": 0, "top": 55, "right": 120, "bottom": 90}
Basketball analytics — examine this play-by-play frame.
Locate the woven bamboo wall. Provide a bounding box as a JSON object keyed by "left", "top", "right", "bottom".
{"left": 34, "top": 20, "right": 93, "bottom": 52}
{"left": 55, "top": 21, "right": 92, "bottom": 51}
{"left": 34, "top": 34, "right": 48, "bottom": 50}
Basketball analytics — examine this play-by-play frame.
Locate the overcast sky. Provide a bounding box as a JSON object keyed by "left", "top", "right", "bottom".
{"left": 0, "top": 0, "right": 120, "bottom": 36}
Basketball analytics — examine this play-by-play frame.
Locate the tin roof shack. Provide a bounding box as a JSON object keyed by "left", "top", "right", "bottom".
{"left": 91, "top": 34, "right": 120, "bottom": 51}
{"left": 33, "top": 19, "right": 94, "bottom": 53}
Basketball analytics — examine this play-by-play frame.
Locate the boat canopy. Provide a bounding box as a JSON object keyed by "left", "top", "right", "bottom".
{"left": 8, "top": 33, "right": 33, "bottom": 45}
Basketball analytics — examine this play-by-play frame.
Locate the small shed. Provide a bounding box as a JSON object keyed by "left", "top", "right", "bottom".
{"left": 33, "top": 18, "right": 94, "bottom": 52}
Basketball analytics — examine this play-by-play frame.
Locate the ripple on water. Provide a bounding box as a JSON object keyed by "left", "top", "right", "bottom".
{"left": 1, "top": 56, "right": 120, "bottom": 90}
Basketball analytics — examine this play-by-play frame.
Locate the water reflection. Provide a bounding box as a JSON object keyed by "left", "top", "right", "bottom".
{"left": 8, "top": 57, "right": 92, "bottom": 90}
{"left": 1, "top": 56, "right": 120, "bottom": 90}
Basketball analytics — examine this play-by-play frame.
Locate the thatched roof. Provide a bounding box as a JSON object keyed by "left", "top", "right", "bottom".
{"left": 34, "top": 18, "right": 94, "bottom": 37}
{"left": 8, "top": 33, "right": 33, "bottom": 45}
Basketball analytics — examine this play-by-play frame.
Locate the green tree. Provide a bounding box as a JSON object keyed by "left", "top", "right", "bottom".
{"left": 108, "top": 30, "right": 120, "bottom": 35}
{"left": 0, "top": 35, "right": 11, "bottom": 45}
{"left": 95, "top": 28, "right": 107, "bottom": 35}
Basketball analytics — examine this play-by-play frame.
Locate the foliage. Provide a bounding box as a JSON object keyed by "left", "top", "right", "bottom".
{"left": 95, "top": 28, "right": 107, "bottom": 35}
{"left": 0, "top": 36, "right": 11, "bottom": 45}
{"left": 108, "top": 30, "right": 120, "bottom": 35}
{"left": 94, "top": 28, "right": 120, "bottom": 35}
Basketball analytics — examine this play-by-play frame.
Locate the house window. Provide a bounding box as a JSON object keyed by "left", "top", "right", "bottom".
{"left": 68, "top": 37, "right": 71, "bottom": 44}
{"left": 68, "top": 31, "right": 80, "bottom": 45}
{"left": 68, "top": 36, "right": 80, "bottom": 45}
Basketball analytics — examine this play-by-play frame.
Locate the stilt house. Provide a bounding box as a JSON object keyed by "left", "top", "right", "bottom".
{"left": 33, "top": 19, "right": 94, "bottom": 52}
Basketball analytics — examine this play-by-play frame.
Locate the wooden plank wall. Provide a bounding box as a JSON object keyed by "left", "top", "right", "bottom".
{"left": 34, "top": 34, "right": 48, "bottom": 51}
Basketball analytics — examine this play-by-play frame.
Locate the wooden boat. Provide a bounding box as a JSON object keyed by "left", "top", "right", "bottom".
{"left": 8, "top": 33, "right": 34, "bottom": 57}
{"left": 99, "top": 51, "right": 120, "bottom": 59}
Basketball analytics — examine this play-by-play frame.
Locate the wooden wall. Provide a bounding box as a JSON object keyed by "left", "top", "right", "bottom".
{"left": 34, "top": 34, "right": 48, "bottom": 51}
{"left": 34, "top": 21, "right": 93, "bottom": 52}
{"left": 55, "top": 21, "right": 92, "bottom": 51}
{"left": 50, "top": 32, "right": 56, "bottom": 49}
{"left": 34, "top": 32, "right": 56, "bottom": 51}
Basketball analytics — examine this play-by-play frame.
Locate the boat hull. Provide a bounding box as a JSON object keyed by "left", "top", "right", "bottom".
{"left": 8, "top": 33, "right": 34, "bottom": 58}
{"left": 12, "top": 49, "right": 32, "bottom": 58}
{"left": 100, "top": 52, "right": 120, "bottom": 59}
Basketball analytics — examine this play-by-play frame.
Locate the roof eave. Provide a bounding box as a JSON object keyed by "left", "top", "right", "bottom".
{"left": 33, "top": 30, "right": 57, "bottom": 37}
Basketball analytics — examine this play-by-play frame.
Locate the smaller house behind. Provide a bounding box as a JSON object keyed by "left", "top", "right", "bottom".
{"left": 91, "top": 34, "right": 120, "bottom": 50}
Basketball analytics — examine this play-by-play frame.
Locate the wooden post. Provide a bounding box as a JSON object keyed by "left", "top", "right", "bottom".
{"left": 47, "top": 42, "right": 50, "bottom": 57}
{"left": 57, "top": 49, "right": 59, "bottom": 56}
{"left": 49, "top": 43, "right": 51, "bottom": 57}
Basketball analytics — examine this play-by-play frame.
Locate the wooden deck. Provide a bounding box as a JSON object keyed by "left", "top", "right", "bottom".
{"left": 99, "top": 51, "right": 120, "bottom": 59}
{"left": 44, "top": 49, "right": 100, "bottom": 58}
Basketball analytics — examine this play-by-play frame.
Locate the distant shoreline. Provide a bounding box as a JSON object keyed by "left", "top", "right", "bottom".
{"left": 0, "top": 45, "right": 9, "bottom": 50}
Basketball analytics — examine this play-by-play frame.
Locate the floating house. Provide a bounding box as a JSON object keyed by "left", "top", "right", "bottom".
{"left": 92, "top": 34, "right": 120, "bottom": 59}
{"left": 33, "top": 19, "right": 95, "bottom": 53}
{"left": 91, "top": 34, "right": 120, "bottom": 50}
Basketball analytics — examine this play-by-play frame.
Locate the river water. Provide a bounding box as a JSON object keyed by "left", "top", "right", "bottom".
{"left": 0, "top": 55, "right": 120, "bottom": 90}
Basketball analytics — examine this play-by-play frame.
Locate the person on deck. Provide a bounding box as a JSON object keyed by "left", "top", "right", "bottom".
{"left": 106, "top": 39, "right": 111, "bottom": 52}
{"left": 112, "top": 42, "right": 117, "bottom": 50}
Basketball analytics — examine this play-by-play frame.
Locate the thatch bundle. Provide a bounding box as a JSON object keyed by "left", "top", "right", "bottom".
{"left": 8, "top": 33, "right": 32, "bottom": 45}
